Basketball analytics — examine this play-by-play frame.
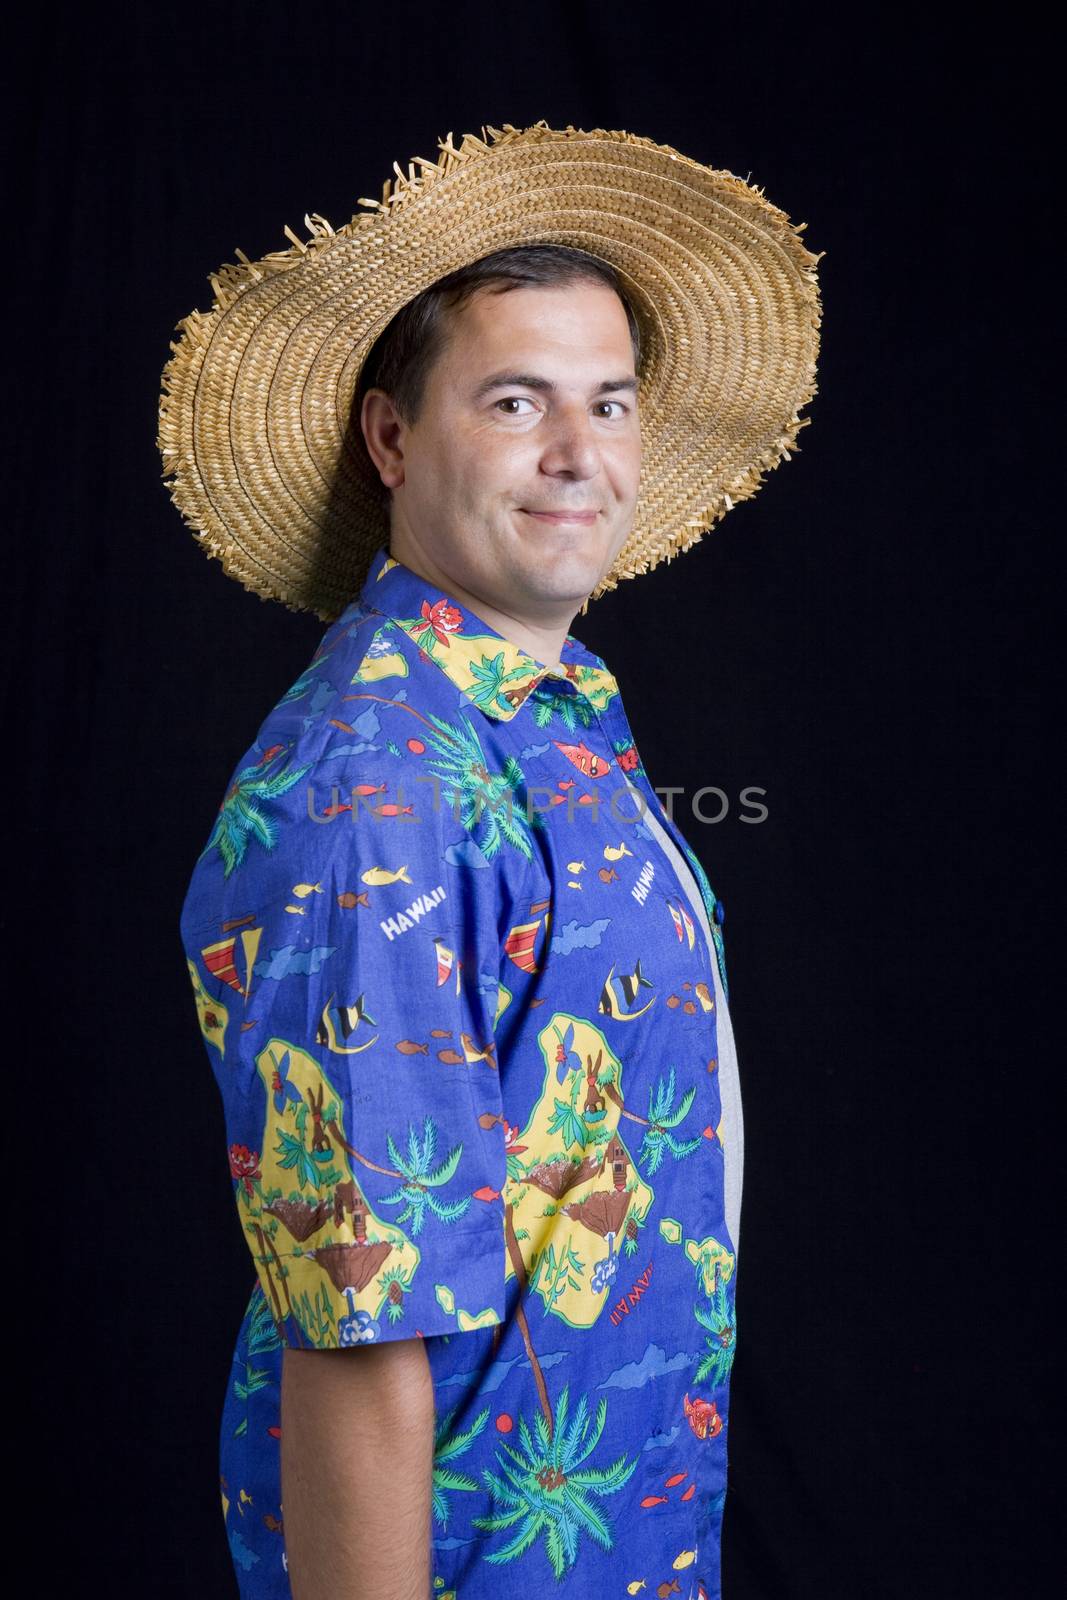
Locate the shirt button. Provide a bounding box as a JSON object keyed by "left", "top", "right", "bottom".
{"left": 713, "top": 900, "right": 725, "bottom": 926}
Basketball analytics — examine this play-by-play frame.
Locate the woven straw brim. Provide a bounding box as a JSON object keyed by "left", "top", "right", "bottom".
{"left": 158, "top": 120, "right": 824, "bottom": 621}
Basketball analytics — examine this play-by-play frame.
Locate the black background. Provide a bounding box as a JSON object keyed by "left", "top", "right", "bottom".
{"left": 14, "top": 6, "right": 1053, "bottom": 1597}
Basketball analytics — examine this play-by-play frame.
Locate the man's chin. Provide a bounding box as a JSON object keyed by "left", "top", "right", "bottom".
{"left": 522, "top": 546, "right": 608, "bottom": 598}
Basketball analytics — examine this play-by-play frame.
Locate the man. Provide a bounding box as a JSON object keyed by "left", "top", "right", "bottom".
{"left": 162, "top": 122, "right": 821, "bottom": 1600}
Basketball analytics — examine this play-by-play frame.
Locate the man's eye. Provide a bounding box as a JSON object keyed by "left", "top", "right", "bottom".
{"left": 496, "top": 397, "right": 537, "bottom": 415}
{"left": 594, "top": 401, "right": 628, "bottom": 419}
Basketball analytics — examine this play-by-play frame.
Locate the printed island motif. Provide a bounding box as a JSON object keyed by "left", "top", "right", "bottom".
{"left": 181, "top": 545, "right": 739, "bottom": 1599}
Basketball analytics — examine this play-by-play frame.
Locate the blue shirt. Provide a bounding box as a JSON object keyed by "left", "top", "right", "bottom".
{"left": 180, "top": 545, "right": 741, "bottom": 1599}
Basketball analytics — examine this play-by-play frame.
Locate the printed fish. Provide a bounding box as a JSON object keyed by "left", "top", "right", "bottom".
{"left": 336, "top": 890, "right": 370, "bottom": 909}
{"left": 567, "top": 860, "right": 587, "bottom": 874}
{"left": 598, "top": 866, "right": 620, "bottom": 883}
{"left": 620, "top": 953, "right": 655, "bottom": 1004}
{"left": 316, "top": 995, "right": 379, "bottom": 1055}
{"left": 361, "top": 864, "right": 413, "bottom": 886}
{"left": 553, "top": 738, "right": 612, "bottom": 778}
{"left": 320, "top": 994, "right": 375, "bottom": 1042}
{"left": 603, "top": 841, "right": 633, "bottom": 861}
{"left": 366, "top": 801, "right": 415, "bottom": 817}
{"left": 598, "top": 958, "right": 655, "bottom": 1022}
{"left": 290, "top": 882, "right": 323, "bottom": 898}
{"left": 683, "top": 1393, "right": 722, "bottom": 1440}
{"left": 656, "top": 1582, "right": 681, "bottom": 1598}
{"left": 694, "top": 982, "right": 714, "bottom": 1012}
{"left": 396, "top": 1039, "right": 429, "bottom": 1055}
{"left": 626, "top": 1583, "right": 647, "bottom": 1595}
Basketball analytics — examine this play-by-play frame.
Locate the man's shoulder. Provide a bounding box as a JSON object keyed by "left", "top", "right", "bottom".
{"left": 179, "top": 607, "right": 484, "bottom": 948}
{"left": 247, "top": 602, "right": 450, "bottom": 774}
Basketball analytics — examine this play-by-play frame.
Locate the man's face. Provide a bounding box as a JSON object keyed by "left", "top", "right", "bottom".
{"left": 371, "top": 280, "right": 642, "bottom": 618}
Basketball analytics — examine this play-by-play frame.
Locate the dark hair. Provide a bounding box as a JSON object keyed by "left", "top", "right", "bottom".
{"left": 354, "top": 244, "right": 642, "bottom": 432}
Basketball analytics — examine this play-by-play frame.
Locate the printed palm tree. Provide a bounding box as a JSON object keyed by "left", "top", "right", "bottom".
{"left": 200, "top": 750, "right": 312, "bottom": 877}
{"left": 431, "top": 1403, "right": 492, "bottom": 1529}
{"left": 527, "top": 683, "right": 597, "bottom": 732}
{"left": 419, "top": 710, "right": 543, "bottom": 863}
{"left": 472, "top": 1384, "right": 638, "bottom": 1576}
{"left": 693, "top": 1268, "right": 737, "bottom": 1387}
{"left": 635, "top": 1066, "right": 704, "bottom": 1175}
{"left": 376, "top": 1116, "right": 473, "bottom": 1236}
{"left": 230, "top": 1284, "right": 282, "bottom": 1438}
{"left": 341, "top": 693, "right": 542, "bottom": 862}
{"left": 246, "top": 1068, "right": 474, "bottom": 1341}
{"left": 465, "top": 649, "right": 541, "bottom": 714}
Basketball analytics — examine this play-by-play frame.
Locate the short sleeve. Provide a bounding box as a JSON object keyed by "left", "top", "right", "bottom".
{"left": 180, "top": 740, "right": 510, "bottom": 1350}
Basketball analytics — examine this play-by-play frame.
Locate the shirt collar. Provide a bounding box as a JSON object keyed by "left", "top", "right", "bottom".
{"left": 351, "top": 545, "right": 619, "bottom": 722}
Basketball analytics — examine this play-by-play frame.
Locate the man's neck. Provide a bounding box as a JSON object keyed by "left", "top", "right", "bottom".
{"left": 388, "top": 542, "right": 576, "bottom": 674}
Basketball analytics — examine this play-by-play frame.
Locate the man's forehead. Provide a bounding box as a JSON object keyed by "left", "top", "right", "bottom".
{"left": 451, "top": 279, "right": 632, "bottom": 339}
{"left": 440, "top": 284, "right": 637, "bottom": 380}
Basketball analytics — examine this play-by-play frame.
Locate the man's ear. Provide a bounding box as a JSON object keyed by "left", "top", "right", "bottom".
{"left": 360, "top": 387, "right": 406, "bottom": 492}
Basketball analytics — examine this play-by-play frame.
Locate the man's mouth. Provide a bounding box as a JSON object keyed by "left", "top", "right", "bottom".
{"left": 520, "top": 509, "right": 599, "bottom": 524}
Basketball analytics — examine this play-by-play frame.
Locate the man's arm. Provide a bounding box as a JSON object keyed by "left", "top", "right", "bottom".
{"left": 281, "top": 1338, "right": 436, "bottom": 1599}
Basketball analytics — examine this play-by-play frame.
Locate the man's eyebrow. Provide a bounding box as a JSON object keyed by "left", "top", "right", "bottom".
{"left": 470, "top": 370, "right": 639, "bottom": 401}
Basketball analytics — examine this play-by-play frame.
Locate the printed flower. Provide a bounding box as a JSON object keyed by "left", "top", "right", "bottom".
{"left": 415, "top": 598, "right": 464, "bottom": 648}
{"left": 503, "top": 1119, "right": 528, "bottom": 1156}
{"left": 229, "top": 1143, "right": 261, "bottom": 1197}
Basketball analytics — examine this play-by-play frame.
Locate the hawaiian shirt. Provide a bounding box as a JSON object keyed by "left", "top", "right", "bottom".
{"left": 179, "top": 545, "right": 742, "bottom": 1600}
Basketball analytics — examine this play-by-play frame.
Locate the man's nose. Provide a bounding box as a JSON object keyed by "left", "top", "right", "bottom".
{"left": 538, "top": 406, "right": 601, "bottom": 478}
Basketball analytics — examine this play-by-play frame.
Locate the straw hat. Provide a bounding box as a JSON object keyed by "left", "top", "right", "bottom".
{"left": 157, "top": 119, "right": 824, "bottom": 621}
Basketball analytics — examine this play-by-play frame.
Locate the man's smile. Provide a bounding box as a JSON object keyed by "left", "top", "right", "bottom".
{"left": 519, "top": 508, "right": 600, "bottom": 524}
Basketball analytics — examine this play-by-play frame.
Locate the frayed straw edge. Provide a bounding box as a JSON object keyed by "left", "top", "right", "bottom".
{"left": 584, "top": 222, "right": 826, "bottom": 613}
{"left": 163, "top": 120, "right": 824, "bottom": 331}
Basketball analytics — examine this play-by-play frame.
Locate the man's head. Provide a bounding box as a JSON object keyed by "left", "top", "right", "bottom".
{"left": 356, "top": 246, "right": 643, "bottom": 627}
